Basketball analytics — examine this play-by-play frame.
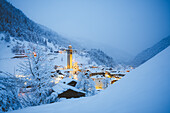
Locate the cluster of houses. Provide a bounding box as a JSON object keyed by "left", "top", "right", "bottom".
{"left": 17, "top": 45, "right": 132, "bottom": 99}
{"left": 53, "top": 64, "right": 128, "bottom": 89}
{"left": 47, "top": 45, "right": 133, "bottom": 99}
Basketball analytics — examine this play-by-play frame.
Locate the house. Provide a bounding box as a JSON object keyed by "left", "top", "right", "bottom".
{"left": 58, "top": 89, "right": 85, "bottom": 99}
{"left": 52, "top": 83, "right": 85, "bottom": 99}
{"left": 59, "top": 77, "right": 77, "bottom": 87}
{"left": 59, "top": 69, "right": 73, "bottom": 77}
{"left": 52, "top": 74, "right": 64, "bottom": 84}
{"left": 106, "top": 70, "right": 126, "bottom": 79}
{"left": 91, "top": 75, "right": 105, "bottom": 90}
{"left": 89, "top": 68, "right": 105, "bottom": 77}
{"left": 110, "top": 77, "right": 118, "bottom": 84}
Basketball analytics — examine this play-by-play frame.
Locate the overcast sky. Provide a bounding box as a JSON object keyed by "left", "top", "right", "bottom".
{"left": 9, "top": 0, "right": 170, "bottom": 57}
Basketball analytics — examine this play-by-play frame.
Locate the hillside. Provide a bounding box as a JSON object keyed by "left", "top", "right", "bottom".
{"left": 0, "top": 0, "right": 77, "bottom": 48}
{"left": 87, "top": 49, "right": 117, "bottom": 67}
{"left": 10, "top": 45, "right": 170, "bottom": 113}
{"left": 131, "top": 36, "right": 170, "bottom": 67}
{"left": 0, "top": 0, "right": 120, "bottom": 67}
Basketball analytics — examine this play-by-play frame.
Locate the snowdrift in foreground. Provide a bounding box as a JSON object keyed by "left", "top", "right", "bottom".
{"left": 10, "top": 47, "right": 170, "bottom": 113}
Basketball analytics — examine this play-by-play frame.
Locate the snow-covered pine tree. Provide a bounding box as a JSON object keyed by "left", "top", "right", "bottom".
{"left": 4, "top": 32, "right": 10, "bottom": 42}
{"left": 0, "top": 71, "right": 23, "bottom": 112}
{"left": 76, "top": 70, "right": 96, "bottom": 96}
{"left": 18, "top": 45, "right": 55, "bottom": 106}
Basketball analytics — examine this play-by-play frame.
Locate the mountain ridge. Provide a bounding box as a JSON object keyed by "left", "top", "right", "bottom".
{"left": 131, "top": 36, "right": 170, "bottom": 68}
{"left": 0, "top": 0, "right": 78, "bottom": 48}
{"left": 0, "top": 0, "right": 119, "bottom": 67}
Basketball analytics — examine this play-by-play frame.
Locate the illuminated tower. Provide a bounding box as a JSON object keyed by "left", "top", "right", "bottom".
{"left": 67, "top": 45, "right": 73, "bottom": 69}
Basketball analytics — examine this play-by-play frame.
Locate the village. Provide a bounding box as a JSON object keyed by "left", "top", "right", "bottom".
{"left": 46, "top": 45, "right": 132, "bottom": 98}
{"left": 10, "top": 43, "right": 133, "bottom": 99}
{"left": 0, "top": 0, "right": 169, "bottom": 112}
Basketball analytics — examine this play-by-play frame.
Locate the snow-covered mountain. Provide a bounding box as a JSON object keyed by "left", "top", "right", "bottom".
{"left": 131, "top": 36, "right": 170, "bottom": 68}
{"left": 2, "top": 0, "right": 168, "bottom": 69}
{"left": 87, "top": 49, "right": 116, "bottom": 67}
{"left": 0, "top": 0, "right": 120, "bottom": 67}
{"left": 0, "top": 0, "right": 78, "bottom": 48}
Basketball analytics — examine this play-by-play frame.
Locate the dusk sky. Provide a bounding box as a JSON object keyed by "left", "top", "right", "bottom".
{"left": 9, "top": 0, "right": 170, "bottom": 58}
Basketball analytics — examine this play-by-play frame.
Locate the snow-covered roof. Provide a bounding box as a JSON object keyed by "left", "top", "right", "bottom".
{"left": 110, "top": 77, "right": 117, "bottom": 81}
{"left": 59, "top": 70, "right": 66, "bottom": 73}
{"left": 58, "top": 75, "right": 64, "bottom": 77}
{"left": 106, "top": 70, "right": 126, "bottom": 75}
{"left": 111, "top": 72, "right": 126, "bottom": 75}
{"left": 64, "top": 69, "right": 74, "bottom": 71}
{"left": 59, "top": 69, "right": 73, "bottom": 74}
{"left": 91, "top": 75, "right": 105, "bottom": 79}
{"left": 59, "top": 78, "right": 77, "bottom": 84}
{"left": 52, "top": 83, "right": 85, "bottom": 94}
{"left": 90, "top": 68, "right": 104, "bottom": 73}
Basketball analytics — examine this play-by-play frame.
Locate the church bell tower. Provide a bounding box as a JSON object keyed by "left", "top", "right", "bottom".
{"left": 67, "top": 45, "right": 73, "bottom": 69}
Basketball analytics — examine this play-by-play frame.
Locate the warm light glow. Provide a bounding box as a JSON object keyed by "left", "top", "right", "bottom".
{"left": 18, "top": 93, "right": 25, "bottom": 97}
{"left": 51, "top": 77, "right": 62, "bottom": 84}
{"left": 73, "top": 74, "right": 78, "bottom": 80}
{"left": 16, "top": 75, "right": 25, "bottom": 78}
{"left": 67, "top": 45, "right": 73, "bottom": 69}
{"left": 105, "top": 74, "right": 111, "bottom": 78}
{"left": 126, "top": 70, "right": 130, "bottom": 72}
{"left": 33, "top": 52, "right": 37, "bottom": 57}
{"left": 130, "top": 66, "right": 134, "bottom": 69}
{"left": 59, "top": 51, "right": 62, "bottom": 54}
{"left": 95, "top": 86, "right": 103, "bottom": 90}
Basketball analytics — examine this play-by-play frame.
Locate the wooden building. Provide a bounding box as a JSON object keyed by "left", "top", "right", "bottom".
{"left": 58, "top": 89, "right": 85, "bottom": 99}
{"left": 91, "top": 75, "right": 105, "bottom": 90}
{"left": 105, "top": 70, "right": 126, "bottom": 78}
{"left": 52, "top": 83, "right": 86, "bottom": 99}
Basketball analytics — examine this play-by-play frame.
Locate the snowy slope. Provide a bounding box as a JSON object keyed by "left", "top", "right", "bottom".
{"left": 10, "top": 46, "right": 170, "bottom": 113}
{"left": 0, "top": 0, "right": 118, "bottom": 67}
{"left": 0, "top": 35, "right": 54, "bottom": 74}
{"left": 0, "top": 34, "right": 98, "bottom": 75}
{"left": 0, "top": 37, "right": 22, "bottom": 74}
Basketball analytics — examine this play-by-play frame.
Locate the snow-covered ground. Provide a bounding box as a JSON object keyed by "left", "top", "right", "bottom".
{"left": 10, "top": 47, "right": 170, "bottom": 113}
{"left": 0, "top": 34, "right": 96, "bottom": 75}
{"left": 0, "top": 38, "right": 22, "bottom": 74}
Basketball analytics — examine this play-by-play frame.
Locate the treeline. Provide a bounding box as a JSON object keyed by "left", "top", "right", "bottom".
{"left": 87, "top": 49, "right": 116, "bottom": 67}
{"left": 0, "top": 0, "right": 73, "bottom": 47}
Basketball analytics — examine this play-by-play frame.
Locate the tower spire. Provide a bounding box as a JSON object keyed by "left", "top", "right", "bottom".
{"left": 67, "top": 45, "right": 73, "bottom": 69}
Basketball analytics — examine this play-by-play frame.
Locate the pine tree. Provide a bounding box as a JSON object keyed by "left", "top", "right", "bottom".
{"left": 4, "top": 32, "right": 10, "bottom": 42}
{"left": 44, "top": 39, "right": 47, "bottom": 46}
